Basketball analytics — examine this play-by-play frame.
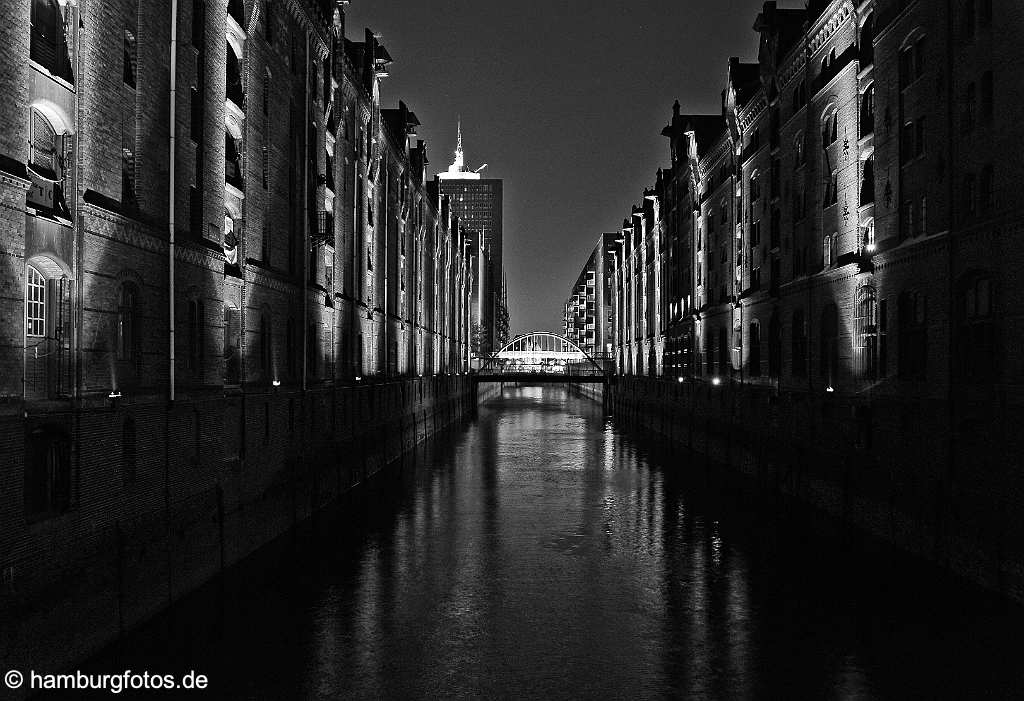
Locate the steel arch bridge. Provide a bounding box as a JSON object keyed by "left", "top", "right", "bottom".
{"left": 474, "top": 332, "right": 607, "bottom": 383}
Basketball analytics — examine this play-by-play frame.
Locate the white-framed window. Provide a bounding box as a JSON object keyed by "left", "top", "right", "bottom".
{"left": 26, "top": 265, "right": 46, "bottom": 337}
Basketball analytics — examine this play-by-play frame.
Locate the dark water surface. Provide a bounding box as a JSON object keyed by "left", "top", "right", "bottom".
{"left": 81, "top": 386, "right": 1023, "bottom": 699}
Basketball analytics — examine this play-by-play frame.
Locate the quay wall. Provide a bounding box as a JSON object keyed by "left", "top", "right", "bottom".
{"left": 0, "top": 377, "right": 475, "bottom": 678}
{"left": 610, "top": 376, "right": 1024, "bottom": 603}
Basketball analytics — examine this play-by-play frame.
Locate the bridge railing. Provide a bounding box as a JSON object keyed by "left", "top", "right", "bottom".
{"left": 473, "top": 357, "right": 606, "bottom": 377}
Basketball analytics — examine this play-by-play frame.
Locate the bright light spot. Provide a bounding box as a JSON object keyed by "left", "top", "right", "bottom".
{"left": 826, "top": 385, "right": 835, "bottom": 393}
{"left": 866, "top": 243, "right": 876, "bottom": 253}
{"left": 272, "top": 379, "right": 281, "bottom": 387}
{"left": 108, "top": 391, "right": 122, "bottom": 399}
{"left": 677, "top": 377, "right": 684, "bottom": 383}
{"left": 711, "top": 377, "right": 722, "bottom": 386}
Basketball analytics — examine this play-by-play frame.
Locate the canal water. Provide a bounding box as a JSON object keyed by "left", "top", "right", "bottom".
{"left": 81, "top": 385, "right": 1023, "bottom": 699}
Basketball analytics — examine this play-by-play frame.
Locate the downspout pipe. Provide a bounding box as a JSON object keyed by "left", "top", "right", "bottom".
{"left": 168, "top": 0, "right": 179, "bottom": 402}
{"left": 302, "top": 30, "right": 310, "bottom": 393}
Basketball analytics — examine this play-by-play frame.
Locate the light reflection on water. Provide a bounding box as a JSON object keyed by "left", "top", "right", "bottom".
{"left": 81, "top": 385, "right": 1024, "bottom": 699}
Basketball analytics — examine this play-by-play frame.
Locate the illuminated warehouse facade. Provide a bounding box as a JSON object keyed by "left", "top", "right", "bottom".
{"left": 0, "top": 0, "right": 475, "bottom": 668}
{"left": 598, "top": 0, "right": 1021, "bottom": 398}
{"left": 567, "top": 0, "right": 1024, "bottom": 593}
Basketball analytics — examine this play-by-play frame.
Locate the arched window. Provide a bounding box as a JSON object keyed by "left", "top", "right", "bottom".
{"left": 117, "top": 283, "right": 138, "bottom": 361}
{"left": 823, "top": 164, "right": 838, "bottom": 207}
{"left": 25, "top": 261, "right": 73, "bottom": 399}
{"left": 899, "top": 34, "right": 926, "bottom": 88}
{"left": 860, "top": 85, "right": 875, "bottom": 137}
{"left": 823, "top": 234, "right": 833, "bottom": 268}
{"left": 748, "top": 321, "right": 761, "bottom": 377}
{"left": 861, "top": 156, "right": 875, "bottom": 205}
{"left": 794, "top": 131, "right": 805, "bottom": 169}
{"left": 223, "top": 209, "right": 239, "bottom": 265}
{"left": 26, "top": 265, "right": 46, "bottom": 338}
{"left": 822, "top": 109, "right": 838, "bottom": 146}
{"left": 791, "top": 309, "right": 807, "bottom": 377}
{"left": 855, "top": 287, "right": 878, "bottom": 379}
{"left": 225, "top": 129, "right": 243, "bottom": 189}
{"left": 820, "top": 303, "right": 839, "bottom": 387}
{"left": 860, "top": 218, "right": 876, "bottom": 253}
{"left": 860, "top": 14, "right": 874, "bottom": 66}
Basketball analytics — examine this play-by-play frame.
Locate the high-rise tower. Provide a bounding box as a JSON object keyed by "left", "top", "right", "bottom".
{"left": 436, "top": 121, "right": 506, "bottom": 355}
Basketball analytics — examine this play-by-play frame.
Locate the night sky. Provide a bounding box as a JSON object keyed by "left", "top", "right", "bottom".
{"left": 346, "top": 0, "right": 803, "bottom": 335}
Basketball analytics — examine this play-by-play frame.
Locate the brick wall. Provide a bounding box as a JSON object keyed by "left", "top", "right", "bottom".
{"left": 0, "top": 376, "right": 476, "bottom": 680}
{"left": 611, "top": 374, "right": 1024, "bottom": 603}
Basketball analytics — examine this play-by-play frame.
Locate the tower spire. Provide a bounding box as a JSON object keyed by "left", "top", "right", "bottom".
{"left": 439, "top": 115, "right": 480, "bottom": 179}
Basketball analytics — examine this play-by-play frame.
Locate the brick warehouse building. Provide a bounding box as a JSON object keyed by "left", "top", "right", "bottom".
{"left": 580, "top": 0, "right": 1024, "bottom": 600}
{"left": 0, "top": 0, "right": 475, "bottom": 673}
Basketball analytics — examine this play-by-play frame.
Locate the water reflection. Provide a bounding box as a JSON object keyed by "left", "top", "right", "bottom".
{"left": 81, "top": 386, "right": 1024, "bottom": 699}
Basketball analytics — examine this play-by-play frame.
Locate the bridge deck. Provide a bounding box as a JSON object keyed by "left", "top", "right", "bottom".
{"left": 473, "top": 373, "right": 607, "bottom": 384}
